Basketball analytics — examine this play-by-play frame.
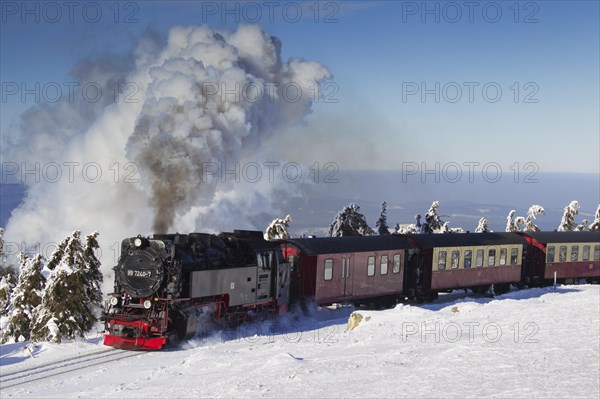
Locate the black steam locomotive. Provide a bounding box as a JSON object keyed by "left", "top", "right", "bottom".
{"left": 103, "top": 231, "right": 291, "bottom": 349}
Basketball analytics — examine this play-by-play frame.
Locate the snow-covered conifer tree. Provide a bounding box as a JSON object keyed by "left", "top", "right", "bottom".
{"left": 524, "top": 205, "right": 544, "bottom": 232}
{"left": 475, "top": 217, "right": 490, "bottom": 233}
{"left": 424, "top": 201, "right": 443, "bottom": 233}
{"left": 0, "top": 270, "right": 17, "bottom": 317}
{"left": 32, "top": 231, "right": 103, "bottom": 343}
{"left": 557, "top": 201, "right": 580, "bottom": 231}
{"left": 422, "top": 202, "right": 462, "bottom": 233}
{"left": 505, "top": 210, "right": 517, "bottom": 232}
{"left": 396, "top": 214, "right": 424, "bottom": 235}
{"left": 329, "top": 204, "right": 374, "bottom": 237}
{"left": 264, "top": 215, "right": 292, "bottom": 240}
{"left": 375, "top": 202, "right": 390, "bottom": 235}
{"left": 588, "top": 205, "right": 600, "bottom": 231}
{"left": 1, "top": 253, "right": 46, "bottom": 343}
{"left": 415, "top": 214, "right": 422, "bottom": 233}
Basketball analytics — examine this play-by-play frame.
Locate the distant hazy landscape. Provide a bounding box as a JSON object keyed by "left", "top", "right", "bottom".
{"left": 2, "top": 171, "right": 598, "bottom": 237}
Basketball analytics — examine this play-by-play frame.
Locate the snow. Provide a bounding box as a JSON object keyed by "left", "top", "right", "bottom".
{"left": 1, "top": 285, "right": 599, "bottom": 398}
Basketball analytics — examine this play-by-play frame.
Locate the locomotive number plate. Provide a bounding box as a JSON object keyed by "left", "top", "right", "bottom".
{"left": 128, "top": 270, "right": 153, "bottom": 278}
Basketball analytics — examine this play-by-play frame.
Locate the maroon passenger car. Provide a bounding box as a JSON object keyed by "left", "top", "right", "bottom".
{"left": 281, "top": 236, "right": 414, "bottom": 306}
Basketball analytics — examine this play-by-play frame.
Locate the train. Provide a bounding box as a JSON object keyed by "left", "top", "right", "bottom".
{"left": 103, "top": 230, "right": 600, "bottom": 350}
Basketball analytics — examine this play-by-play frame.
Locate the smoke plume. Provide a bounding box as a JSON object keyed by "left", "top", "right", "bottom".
{"left": 2, "top": 24, "right": 330, "bottom": 293}
{"left": 128, "top": 25, "right": 330, "bottom": 233}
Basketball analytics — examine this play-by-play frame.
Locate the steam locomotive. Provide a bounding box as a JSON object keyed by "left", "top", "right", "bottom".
{"left": 103, "top": 230, "right": 600, "bottom": 350}
{"left": 103, "top": 230, "right": 291, "bottom": 350}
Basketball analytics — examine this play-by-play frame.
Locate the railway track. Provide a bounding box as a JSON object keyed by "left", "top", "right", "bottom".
{"left": 0, "top": 347, "right": 145, "bottom": 389}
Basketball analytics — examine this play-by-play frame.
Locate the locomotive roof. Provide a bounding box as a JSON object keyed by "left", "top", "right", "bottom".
{"left": 286, "top": 235, "right": 413, "bottom": 255}
{"left": 520, "top": 230, "right": 600, "bottom": 244}
{"left": 402, "top": 232, "right": 528, "bottom": 248}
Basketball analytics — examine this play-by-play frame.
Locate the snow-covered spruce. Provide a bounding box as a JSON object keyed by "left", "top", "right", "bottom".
{"left": 558, "top": 200, "right": 580, "bottom": 231}
{"left": 505, "top": 210, "right": 517, "bottom": 232}
{"left": 524, "top": 205, "right": 544, "bottom": 232}
{"left": 329, "top": 204, "right": 374, "bottom": 237}
{"left": 264, "top": 215, "right": 292, "bottom": 240}
{"left": 0, "top": 270, "right": 17, "bottom": 317}
{"left": 422, "top": 201, "right": 463, "bottom": 234}
{"left": 506, "top": 206, "right": 544, "bottom": 232}
{"left": 375, "top": 201, "right": 390, "bottom": 235}
{"left": 394, "top": 214, "right": 422, "bottom": 235}
{"left": 423, "top": 201, "right": 443, "bottom": 233}
{"left": 589, "top": 205, "right": 600, "bottom": 231}
{"left": 1, "top": 253, "right": 46, "bottom": 343}
{"left": 475, "top": 217, "right": 490, "bottom": 233}
{"left": 31, "top": 231, "right": 103, "bottom": 343}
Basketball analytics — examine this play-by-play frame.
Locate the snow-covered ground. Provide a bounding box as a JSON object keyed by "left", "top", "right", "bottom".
{"left": 1, "top": 285, "right": 599, "bottom": 398}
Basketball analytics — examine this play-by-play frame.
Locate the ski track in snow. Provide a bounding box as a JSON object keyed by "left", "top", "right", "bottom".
{"left": 1, "top": 285, "right": 598, "bottom": 398}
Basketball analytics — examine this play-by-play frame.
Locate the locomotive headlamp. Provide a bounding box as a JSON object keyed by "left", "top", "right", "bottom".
{"left": 134, "top": 237, "right": 143, "bottom": 247}
{"left": 143, "top": 299, "right": 152, "bottom": 309}
{"left": 109, "top": 296, "right": 119, "bottom": 306}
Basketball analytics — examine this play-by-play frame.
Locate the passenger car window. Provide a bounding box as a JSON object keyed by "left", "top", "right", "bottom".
{"left": 464, "top": 250, "right": 472, "bottom": 268}
{"left": 510, "top": 248, "right": 519, "bottom": 265}
{"left": 438, "top": 251, "right": 447, "bottom": 270}
{"left": 451, "top": 251, "right": 459, "bottom": 269}
{"left": 582, "top": 245, "right": 590, "bottom": 261}
{"left": 367, "top": 256, "right": 375, "bottom": 276}
{"left": 546, "top": 246, "right": 555, "bottom": 263}
{"left": 393, "top": 254, "right": 401, "bottom": 274}
{"left": 488, "top": 249, "right": 496, "bottom": 266}
{"left": 571, "top": 246, "right": 579, "bottom": 262}
{"left": 559, "top": 246, "right": 567, "bottom": 262}
{"left": 380, "top": 255, "right": 389, "bottom": 275}
{"left": 476, "top": 249, "right": 484, "bottom": 267}
{"left": 499, "top": 249, "right": 507, "bottom": 266}
{"left": 594, "top": 245, "right": 600, "bottom": 261}
{"left": 324, "top": 259, "right": 333, "bottom": 281}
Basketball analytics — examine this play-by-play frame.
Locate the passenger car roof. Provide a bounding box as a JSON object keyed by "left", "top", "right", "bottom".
{"left": 286, "top": 235, "right": 413, "bottom": 255}
{"left": 520, "top": 231, "right": 600, "bottom": 244}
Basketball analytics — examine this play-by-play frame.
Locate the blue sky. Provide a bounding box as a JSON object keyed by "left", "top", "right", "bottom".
{"left": 1, "top": 0, "right": 599, "bottom": 173}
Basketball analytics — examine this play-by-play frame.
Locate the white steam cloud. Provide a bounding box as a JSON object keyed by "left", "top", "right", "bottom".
{"left": 2, "top": 24, "right": 331, "bottom": 292}
{"left": 129, "top": 25, "right": 330, "bottom": 233}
